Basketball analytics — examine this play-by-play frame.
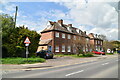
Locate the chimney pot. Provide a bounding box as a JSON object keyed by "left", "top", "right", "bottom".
{"left": 68, "top": 24, "right": 72, "bottom": 27}
{"left": 58, "top": 19, "right": 63, "bottom": 24}
{"left": 84, "top": 31, "right": 86, "bottom": 34}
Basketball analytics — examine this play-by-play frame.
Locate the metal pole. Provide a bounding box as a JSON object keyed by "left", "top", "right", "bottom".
{"left": 14, "top": 6, "right": 18, "bottom": 28}
{"left": 26, "top": 46, "right": 29, "bottom": 60}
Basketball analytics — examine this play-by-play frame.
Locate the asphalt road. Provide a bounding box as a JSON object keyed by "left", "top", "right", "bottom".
{"left": 2, "top": 57, "right": 119, "bottom": 78}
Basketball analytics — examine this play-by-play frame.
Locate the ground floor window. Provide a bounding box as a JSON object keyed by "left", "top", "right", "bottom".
{"left": 62, "top": 45, "right": 65, "bottom": 52}
{"left": 55, "top": 46, "right": 59, "bottom": 52}
{"left": 86, "top": 47, "right": 88, "bottom": 52}
{"left": 96, "top": 46, "right": 97, "bottom": 50}
{"left": 68, "top": 46, "right": 71, "bottom": 52}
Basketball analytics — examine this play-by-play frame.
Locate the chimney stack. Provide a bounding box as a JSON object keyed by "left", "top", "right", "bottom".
{"left": 68, "top": 24, "right": 72, "bottom": 27}
{"left": 58, "top": 19, "right": 63, "bottom": 25}
{"left": 95, "top": 34, "right": 97, "bottom": 38}
{"left": 84, "top": 31, "right": 86, "bottom": 34}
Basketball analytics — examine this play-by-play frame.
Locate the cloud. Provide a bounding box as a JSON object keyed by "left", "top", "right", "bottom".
{"left": 89, "top": 27, "right": 118, "bottom": 40}
{"left": 1, "top": 0, "right": 118, "bottom": 41}
{"left": 58, "top": 2, "right": 118, "bottom": 40}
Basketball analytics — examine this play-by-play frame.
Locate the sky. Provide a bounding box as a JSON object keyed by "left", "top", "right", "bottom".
{"left": 0, "top": 0, "right": 119, "bottom": 40}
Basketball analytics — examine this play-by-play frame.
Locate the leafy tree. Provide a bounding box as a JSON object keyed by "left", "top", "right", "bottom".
{"left": 73, "top": 37, "right": 86, "bottom": 56}
{"left": 103, "top": 40, "right": 114, "bottom": 53}
{"left": 1, "top": 14, "right": 40, "bottom": 58}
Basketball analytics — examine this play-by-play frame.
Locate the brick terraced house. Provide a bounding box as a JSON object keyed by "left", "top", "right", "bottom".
{"left": 88, "top": 33, "right": 103, "bottom": 51}
{"left": 37, "top": 19, "right": 103, "bottom": 54}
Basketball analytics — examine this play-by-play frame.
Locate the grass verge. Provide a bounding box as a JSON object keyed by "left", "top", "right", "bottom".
{"left": 1, "top": 57, "right": 45, "bottom": 64}
{"left": 106, "top": 53, "right": 114, "bottom": 55}
{"left": 55, "top": 53, "right": 94, "bottom": 58}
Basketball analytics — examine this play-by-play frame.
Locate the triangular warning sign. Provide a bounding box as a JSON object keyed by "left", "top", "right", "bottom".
{"left": 24, "top": 37, "right": 31, "bottom": 44}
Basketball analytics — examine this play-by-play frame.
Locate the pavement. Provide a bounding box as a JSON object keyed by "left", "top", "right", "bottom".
{"left": 2, "top": 54, "right": 118, "bottom": 75}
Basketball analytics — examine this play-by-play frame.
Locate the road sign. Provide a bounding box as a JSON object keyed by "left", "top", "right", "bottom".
{"left": 24, "top": 37, "right": 31, "bottom": 44}
{"left": 25, "top": 43, "right": 29, "bottom": 46}
{"left": 24, "top": 37, "right": 31, "bottom": 59}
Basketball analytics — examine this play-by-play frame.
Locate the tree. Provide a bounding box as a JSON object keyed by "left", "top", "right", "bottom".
{"left": 99, "top": 34, "right": 107, "bottom": 41}
{"left": 1, "top": 14, "right": 40, "bottom": 57}
{"left": 73, "top": 37, "right": 86, "bottom": 56}
{"left": 103, "top": 40, "right": 114, "bottom": 52}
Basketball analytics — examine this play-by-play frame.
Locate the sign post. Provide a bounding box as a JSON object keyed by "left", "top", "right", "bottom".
{"left": 24, "top": 37, "right": 31, "bottom": 60}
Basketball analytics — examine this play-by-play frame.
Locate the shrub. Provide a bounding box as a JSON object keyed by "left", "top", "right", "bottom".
{"left": 84, "top": 53, "right": 94, "bottom": 57}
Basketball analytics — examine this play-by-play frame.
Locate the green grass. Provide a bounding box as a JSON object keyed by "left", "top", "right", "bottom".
{"left": 106, "top": 53, "right": 114, "bottom": 55}
{"left": 1, "top": 57, "right": 46, "bottom": 64}
{"left": 55, "top": 53, "right": 94, "bottom": 58}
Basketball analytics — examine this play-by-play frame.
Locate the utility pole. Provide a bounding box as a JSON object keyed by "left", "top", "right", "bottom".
{"left": 14, "top": 6, "right": 18, "bottom": 28}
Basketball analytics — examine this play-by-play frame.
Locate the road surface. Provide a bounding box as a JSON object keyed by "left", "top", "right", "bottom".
{"left": 2, "top": 56, "right": 119, "bottom": 78}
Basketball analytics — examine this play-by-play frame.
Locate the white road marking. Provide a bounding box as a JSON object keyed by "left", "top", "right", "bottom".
{"left": 102, "top": 62, "right": 109, "bottom": 65}
{"left": 65, "top": 70, "right": 84, "bottom": 76}
{"left": 102, "top": 64, "right": 105, "bottom": 65}
{"left": 105, "top": 62, "right": 109, "bottom": 64}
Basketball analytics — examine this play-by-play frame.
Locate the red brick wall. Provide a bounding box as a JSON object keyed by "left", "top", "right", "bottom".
{"left": 40, "top": 32, "right": 53, "bottom": 40}
{"left": 39, "top": 31, "right": 103, "bottom": 54}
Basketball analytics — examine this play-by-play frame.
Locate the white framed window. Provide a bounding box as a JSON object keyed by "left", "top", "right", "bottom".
{"left": 98, "top": 41, "right": 100, "bottom": 44}
{"left": 56, "top": 32, "right": 59, "bottom": 37}
{"left": 55, "top": 46, "right": 59, "bottom": 52}
{"left": 73, "top": 44, "right": 76, "bottom": 53}
{"left": 68, "top": 34, "right": 71, "bottom": 39}
{"left": 74, "top": 36, "right": 76, "bottom": 40}
{"left": 86, "top": 38, "right": 89, "bottom": 43}
{"left": 86, "top": 48, "right": 88, "bottom": 52}
{"left": 83, "top": 47, "right": 85, "bottom": 52}
{"left": 67, "top": 46, "right": 71, "bottom": 52}
{"left": 96, "top": 46, "right": 97, "bottom": 50}
{"left": 62, "top": 45, "right": 65, "bottom": 52}
{"left": 96, "top": 41, "right": 97, "bottom": 44}
{"left": 62, "top": 33, "right": 65, "bottom": 38}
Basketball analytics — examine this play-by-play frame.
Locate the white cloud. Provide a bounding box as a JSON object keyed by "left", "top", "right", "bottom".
{"left": 89, "top": 27, "right": 118, "bottom": 40}
{"left": 1, "top": 0, "right": 118, "bottom": 40}
{"left": 59, "top": 2, "right": 118, "bottom": 40}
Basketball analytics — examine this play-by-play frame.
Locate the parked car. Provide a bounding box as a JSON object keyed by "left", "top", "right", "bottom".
{"left": 92, "top": 50, "right": 105, "bottom": 55}
{"left": 36, "top": 50, "right": 54, "bottom": 59}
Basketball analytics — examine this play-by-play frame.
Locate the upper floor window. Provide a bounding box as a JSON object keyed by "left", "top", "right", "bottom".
{"left": 62, "top": 45, "right": 65, "bottom": 52}
{"left": 56, "top": 32, "right": 59, "bottom": 37}
{"left": 96, "top": 41, "right": 97, "bottom": 44}
{"left": 55, "top": 46, "right": 59, "bottom": 52}
{"left": 68, "top": 34, "right": 71, "bottom": 39}
{"left": 98, "top": 41, "right": 100, "bottom": 44}
{"left": 62, "top": 33, "right": 65, "bottom": 38}
{"left": 86, "top": 38, "right": 89, "bottom": 43}
{"left": 74, "top": 36, "right": 76, "bottom": 40}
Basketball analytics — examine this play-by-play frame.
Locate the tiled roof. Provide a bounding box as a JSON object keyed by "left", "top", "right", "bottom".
{"left": 41, "top": 20, "right": 89, "bottom": 37}
{"left": 88, "top": 33, "right": 102, "bottom": 40}
{"left": 39, "top": 39, "right": 52, "bottom": 45}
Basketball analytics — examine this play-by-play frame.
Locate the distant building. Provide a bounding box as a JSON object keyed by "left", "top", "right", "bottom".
{"left": 37, "top": 19, "right": 103, "bottom": 54}
{"left": 88, "top": 33, "right": 103, "bottom": 51}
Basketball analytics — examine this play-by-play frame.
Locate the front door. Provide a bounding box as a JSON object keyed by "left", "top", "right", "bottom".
{"left": 48, "top": 46, "right": 52, "bottom": 51}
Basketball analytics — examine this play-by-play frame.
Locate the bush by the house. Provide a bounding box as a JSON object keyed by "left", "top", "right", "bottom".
{"left": 84, "top": 52, "right": 94, "bottom": 57}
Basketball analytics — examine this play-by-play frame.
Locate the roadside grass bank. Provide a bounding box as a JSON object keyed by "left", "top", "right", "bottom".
{"left": 55, "top": 53, "right": 95, "bottom": 58}
{"left": 106, "top": 53, "right": 114, "bottom": 55}
{"left": 1, "top": 57, "right": 45, "bottom": 64}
